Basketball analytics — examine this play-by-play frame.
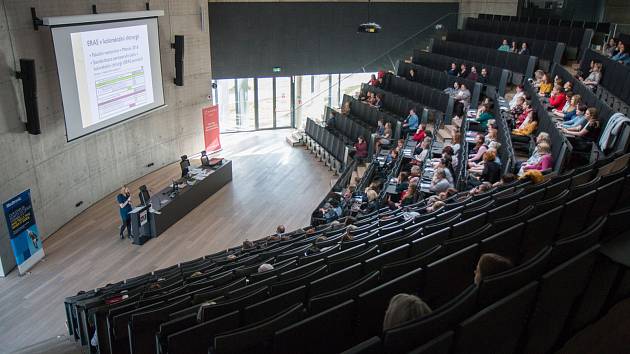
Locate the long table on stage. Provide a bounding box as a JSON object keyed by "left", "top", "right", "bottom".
{"left": 131, "top": 160, "right": 233, "bottom": 242}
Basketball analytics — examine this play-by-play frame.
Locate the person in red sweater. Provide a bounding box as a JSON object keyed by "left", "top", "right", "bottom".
{"left": 412, "top": 123, "right": 427, "bottom": 142}
{"left": 353, "top": 136, "right": 368, "bottom": 160}
{"left": 548, "top": 84, "right": 567, "bottom": 111}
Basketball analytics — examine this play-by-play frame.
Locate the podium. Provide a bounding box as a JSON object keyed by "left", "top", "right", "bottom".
{"left": 129, "top": 204, "right": 155, "bottom": 245}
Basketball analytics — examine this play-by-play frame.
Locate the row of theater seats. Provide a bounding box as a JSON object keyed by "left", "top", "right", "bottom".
{"left": 63, "top": 158, "right": 630, "bottom": 354}
{"left": 477, "top": 13, "right": 611, "bottom": 34}
{"left": 523, "top": 80, "right": 573, "bottom": 172}
{"left": 465, "top": 17, "right": 590, "bottom": 54}
{"left": 325, "top": 107, "right": 373, "bottom": 146}
{"left": 492, "top": 94, "right": 516, "bottom": 174}
{"left": 431, "top": 40, "right": 537, "bottom": 84}
{"left": 411, "top": 50, "right": 510, "bottom": 96}
{"left": 311, "top": 158, "right": 358, "bottom": 226}
{"left": 396, "top": 61, "right": 483, "bottom": 108}
{"left": 304, "top": 118, "right": 347, "bottom": 170}
{"left": 445, "top": 29, "right": 565, "bottom": 70}
{"left": 360, "top": 84, "right": 444, "bottom": 124}
{"left": 380, "top": 72, "right": 454, "bottom": 119}
{"left": 343, "top": 95, "right": 403, "bottom": 137}
{"left": 580, "top": 49, "right": 630, "bottom": 109}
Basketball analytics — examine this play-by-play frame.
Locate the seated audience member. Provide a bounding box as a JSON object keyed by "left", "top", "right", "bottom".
{"left": 512, "top": 110, "right": 539, "bottom": 140}
{"left": 385, "top": 149, "right": 399, "bottom": 166}
{"left": 484, "top": 123, "right": 498, "bottom": 145}
{"left": 510, "top": 41, "right": 518, "bottom": 53}
{"left": 498, "top": 39, "right": 511, "bottom": 52}
{"left": 407, "top": 68, "right": 417, "bottom": 82}
{"left": 320, "top": 200, "right": 342, "bottom": 223}
{"left": 413, "top": 123, "right": 428, "bottom": 142}
{"left": 403, "top": 109, "right": 419, "bottom": 135}
{"left": 562, "top": 107, "right": 601, "bottom": 151}
{"left": 611, "top": 41, "right": 630, "bottom": 65}
{"left": 398, "top": 184, "right": 418, "bottom": 207}
{"left": 493, "top": 173, "right": 517, "bottom": 187}
{"left": 361, "top": 189, "right": 380, "bottom": 214}
{"left": 538, "top": 73, "right": 552, "bottom": 97}
{"left": 394, "top": 138, "right": 405, "bottom": 153}
{"left": 410, "top": 165, "right": 422, "bottom": 178}
{"left": 258, "top": 263, "right": 274, "bottom": 273}
{"left": 553, "top": 94, "right": 581, "bottom": 121}
{"left": 447, "top": 62, "right": 458, "bottom": 76}
{"left": 430, "top": 169, "right": 451, "bottom": 194}
{"left": 451, "top": 131, "right": 462, "bottom": 154}
{"left": 515, "top": 133, "right": 550, "bottom": 175}
{"left": 395, "top": 172, "right": 410, "bottom": 195}
{"left": 561, "top": 104, "right": 588, "bottom": 129}
{"left": 519, "top": 42, "right": 530, "bottom": 55}
{"left": 434, "top": 157, "right": 455, "bottom": 187}
{"left": 515, "top": 101, "right": 533, "bottom": 127}
{"left": 375, "top": 122, "right": 393, "bottom": 151}
{"left": 426, "top": 200, "right": 446, "bottom": 213}
{"left": 372, "top": 93, "right": 383, "bottom": 109}
{"left": 479, "top": 150, "right": 501, "bottom": 184}
{"left": 509, "top": 96, "right": 526, "bottom": 127}
{"left": 341, "top": 101, "right": 351, "bottom": 115}
{"left": 352, "top": 136, "right": 368, "bottom": 161}
{"left": 509, "top": 85, "right": 526, "bottom": 109}
{"left": 342, "top": 225, "right": 358, "bottom": 242}
{"left": 474, "top": 253, "right": 514, "bottom": 285}
{"left": 458, "top": 63, "right": 468, "bottom": 78}
{"left": 276, "top": 225, "right": 286, "bottom": 236}
{"left": 242, "top": 239, "right": 254, "bottom": 250}
{"left": 453, "top": 83, "right": 471, "bottom": 118}
{"left": 548, "top": 85, "right": 567, "bottom": 111}
{"left": 474, "top": 103, "right": 493, "bottom": 131}
{"left": 478, "top": 68, "right": 489, "bottom": 84}
{"left": 444, "top": 81, "right": 460, "bottom": 97}
{"left": 414, "top": 137, "right": 432, "bottom": 163}
{"left": 521, "top": 142, "right": 553, "bottom": 174}
{"left": 368, "top": 74, "right": 379, "bottom": 87}
{"left": 383, "top": 294, "right": 432, "bottom": 331}
{"left": 580, "top": 62, "right": 602, "bottom": 91}
{"left": 467, "top": 66, "right": 479, "bottom": 81}
{"left": 468, "top": 134, "right": 488, "bottom": 163}
{"left": 532, "top": 69, "right": 544, "bottom": 89}
{"left": 603, "top": 38, "right": 618, "bottom": 57}
{"left": 468, "top": 181, "right": 493, "bottom": 196}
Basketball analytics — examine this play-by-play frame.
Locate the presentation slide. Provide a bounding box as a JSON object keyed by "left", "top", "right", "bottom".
{"left": 71, "top": 25, "right": 154, "bottom": 128}
{"left": 52, "top": 17, "right": 165, "bottom": 141}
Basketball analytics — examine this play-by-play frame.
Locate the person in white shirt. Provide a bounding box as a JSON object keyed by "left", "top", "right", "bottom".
{"left": 509, "top": 84, "right": 526, "bottom": 109}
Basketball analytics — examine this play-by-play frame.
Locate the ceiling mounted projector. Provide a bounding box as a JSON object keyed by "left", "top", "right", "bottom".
{"left": 358, "top": 22, "right": 382, "bottom": 33}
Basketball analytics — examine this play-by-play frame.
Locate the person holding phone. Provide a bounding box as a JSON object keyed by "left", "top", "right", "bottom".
{"left": 117, "top": 186, "right": 133, "bottom": 240}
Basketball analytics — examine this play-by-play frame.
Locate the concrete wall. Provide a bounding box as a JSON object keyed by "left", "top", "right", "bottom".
{"left": 0, "top": 0, "right": 211, "bottom": 276}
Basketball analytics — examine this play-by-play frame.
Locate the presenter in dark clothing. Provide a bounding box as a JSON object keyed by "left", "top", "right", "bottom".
{"left": 117, "top": 186, "right": 133, "bottom": 239}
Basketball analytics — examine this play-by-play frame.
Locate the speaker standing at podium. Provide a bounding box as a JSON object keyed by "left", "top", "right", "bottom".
{"left": 117, "top": 186, "right": 133, "bottom": 240}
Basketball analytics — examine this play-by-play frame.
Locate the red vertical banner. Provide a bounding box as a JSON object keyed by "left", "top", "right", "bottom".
{"left": 202, "top": 105, "right": 222, "bottom": 154}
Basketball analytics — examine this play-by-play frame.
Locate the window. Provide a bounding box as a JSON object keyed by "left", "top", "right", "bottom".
{"left": 257, "top": 78, "right": 274, "bottom": 129}
{"left": 216, "top": 79, "right": 237, "bottom": 133}
{"left": 276, "top": 77, "right": 292, "bottom": 128}
{"left": 235, "top": 78, "right": 255, "bottom": 131}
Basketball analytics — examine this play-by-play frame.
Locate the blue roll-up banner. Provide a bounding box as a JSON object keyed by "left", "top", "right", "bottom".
{"left": 2, "top": 189, "right": 45, "bottom": 275}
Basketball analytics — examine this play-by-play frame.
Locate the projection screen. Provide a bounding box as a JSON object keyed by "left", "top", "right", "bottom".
{"left": 50, "top": 15, "right": 165, "bottom": 141}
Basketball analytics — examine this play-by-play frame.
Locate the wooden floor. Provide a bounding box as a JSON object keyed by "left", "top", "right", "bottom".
{"left": 0, "top": 129, "right": 334, "bottom": 353}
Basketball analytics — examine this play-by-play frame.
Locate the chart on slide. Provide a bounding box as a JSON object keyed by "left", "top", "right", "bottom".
{"left": 95, "top": 66, "right": 148, "bottom": 120}
{"left": 70, "top": 24, "right": 155, "bottom": 128}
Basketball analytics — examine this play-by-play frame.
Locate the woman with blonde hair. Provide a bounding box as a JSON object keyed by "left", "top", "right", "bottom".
{"left": 383, "top": 294, "right": 432, "bottom": 331}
